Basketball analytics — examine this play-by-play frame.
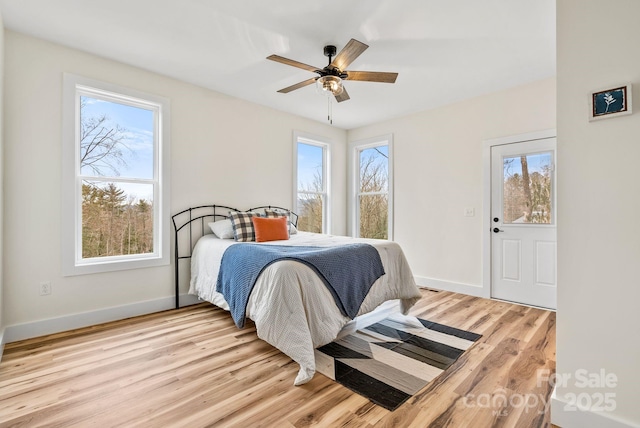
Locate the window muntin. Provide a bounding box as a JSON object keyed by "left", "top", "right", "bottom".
{"left": 63, "top": 74, "right": 170, "bottom": 275}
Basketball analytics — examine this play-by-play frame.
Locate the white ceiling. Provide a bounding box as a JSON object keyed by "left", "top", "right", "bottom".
{"left": 0, "top": 0, "right": 556, "bottom": 129}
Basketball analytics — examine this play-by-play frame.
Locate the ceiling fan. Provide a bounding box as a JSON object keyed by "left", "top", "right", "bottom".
{"left": 267, "top": 39, "right": 398, "bottom": 103}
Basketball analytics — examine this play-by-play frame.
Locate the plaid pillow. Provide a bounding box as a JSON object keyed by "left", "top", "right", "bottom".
{"left": 228, "top": 212, "right": 261, "bottom": 242}
{"left": 264, "top": 208, "right": 289, "bottom": 220}
{"left": 264, "top": 209, "right": 294, "bottom": 236}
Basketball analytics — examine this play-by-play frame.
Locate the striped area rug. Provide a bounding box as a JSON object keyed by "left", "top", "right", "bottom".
{"left": 314, "top": 314, "right": 482, "bottom": 411}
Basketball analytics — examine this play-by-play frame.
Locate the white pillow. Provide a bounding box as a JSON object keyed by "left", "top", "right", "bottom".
{"left": 290, "top": 223, "right": 298, "bottom": 235}
{"left": 208, "top": 219, "right": 234, "bottom": 239}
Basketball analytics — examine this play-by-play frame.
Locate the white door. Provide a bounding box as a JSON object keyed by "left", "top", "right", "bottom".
{"left": 491, "top": 138, "right": 556, "bottom": 309}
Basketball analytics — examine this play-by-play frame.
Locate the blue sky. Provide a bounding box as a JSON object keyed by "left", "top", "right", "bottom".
{"left": 360, "top": 145, "right": 388, "bottom": 164}
{"left": 81, "top": 96, "right": 154, "bottom": 179}
{"left": 503, "top": 152, "right": 551, "bottom": 177}
{"left": 81, "top": 96, "right": 155, "bottom": 202}
{"left": 297, "top": 143, "right": 323, "bottom": 190}
{"left": 359, "top": 145, "right": 388, "bottom": 192}
{"left": 297, "top": 143, "right": 389, "bottom": 191}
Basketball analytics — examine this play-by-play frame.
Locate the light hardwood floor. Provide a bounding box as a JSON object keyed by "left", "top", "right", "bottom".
{"left": 0, "top": 289, "right": 556, "bottom": 427}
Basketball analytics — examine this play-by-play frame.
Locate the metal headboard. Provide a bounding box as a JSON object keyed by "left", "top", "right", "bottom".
{"left": 171, "top": 205, "right": 299, "bottom": 308}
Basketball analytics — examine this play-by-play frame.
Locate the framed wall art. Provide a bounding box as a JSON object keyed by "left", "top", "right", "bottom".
{"left": 589, "top": 83, "right": 632, "bottom": 121}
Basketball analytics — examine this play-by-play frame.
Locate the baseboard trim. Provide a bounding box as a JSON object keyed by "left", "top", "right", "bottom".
{"left": 551, "top": 386, "right": 640, "bottom": 428}
{"left": 4, "top": 294, "right": 202, "bottom": 343}
{"left": 414, "top": 276, "right": 488, "bottom": 298}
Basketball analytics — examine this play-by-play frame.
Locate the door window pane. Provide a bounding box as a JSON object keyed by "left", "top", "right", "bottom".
{"left": 503, "top": 152, "right": 552, "bottom": 224}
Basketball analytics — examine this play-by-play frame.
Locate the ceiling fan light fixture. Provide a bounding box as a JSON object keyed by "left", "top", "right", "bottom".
{"left": 316, "top": 75, "right": 343, "bottom": 96}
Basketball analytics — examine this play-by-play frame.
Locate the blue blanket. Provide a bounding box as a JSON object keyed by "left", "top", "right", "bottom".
{"left": 216, "top": 243, "right": 385, "bottom": 328}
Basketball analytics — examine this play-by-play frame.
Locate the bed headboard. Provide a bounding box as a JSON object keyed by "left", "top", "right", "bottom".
{"left": 171, "top": 205, "right": 299, "bottom": 308}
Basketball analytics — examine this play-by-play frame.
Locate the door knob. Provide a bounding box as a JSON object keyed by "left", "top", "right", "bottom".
{"left": 493, "top": 228, "right": 504, "bottom": 233}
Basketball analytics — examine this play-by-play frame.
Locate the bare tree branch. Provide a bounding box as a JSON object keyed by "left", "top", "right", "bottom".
{"left": 80, "top": 102, "right": 131, "bottom": 176}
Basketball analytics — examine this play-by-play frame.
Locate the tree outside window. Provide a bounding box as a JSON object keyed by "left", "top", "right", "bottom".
{"left": 503, "top": 152, "right": 552, "bottom": 224}
{"left": 350, "top": 135, "right": 392, "bottom": 239}
{"left": 296, "top": 140, "right": 328, "bottom": 233}
{"left": 80, "top": 97, "right": 155, "bottom": 259}
{"left": 356, "top": 143, "right": 391, "bottom": 239}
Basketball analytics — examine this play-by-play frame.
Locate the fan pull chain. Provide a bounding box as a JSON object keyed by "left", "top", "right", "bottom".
{"left": 327, "top": 97, "right": 333, "bottom": 125}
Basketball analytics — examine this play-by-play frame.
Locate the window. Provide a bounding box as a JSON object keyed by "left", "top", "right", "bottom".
{"left": 293, "top": 132, "right": 330, "bottom": 233}
{"left": 62, "top": 74, "right": 170, "bottom": 275}
{"left": 349, "top": 135, "right": 393, "bottom": 239}
{"left": 502, "top": 151, "right": 553, "bottom": 224}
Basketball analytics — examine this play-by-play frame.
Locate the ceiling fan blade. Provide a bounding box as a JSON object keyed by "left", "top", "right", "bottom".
{"left": 330, "top": 39, "right": 368, "bottom": 71}
{"left": 344, "top": 71, "right": 398, "bottom": 83}
{"left": 335, "top": 87, "right": 350, "bottom": 103}
{"left": 277, "top": 77, "right": 317, "bottom": 93}
{"left": 267, "top": 55, "right": 320, "bottom": 73}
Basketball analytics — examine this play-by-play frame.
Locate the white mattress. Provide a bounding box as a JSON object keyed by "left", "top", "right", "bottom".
{"left": 189, "top": 231, "right": 422, "bottom": 385}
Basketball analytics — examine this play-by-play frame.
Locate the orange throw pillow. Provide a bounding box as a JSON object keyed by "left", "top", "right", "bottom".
{"left": 252, "top": 216, "right": 289, "bottom": 242}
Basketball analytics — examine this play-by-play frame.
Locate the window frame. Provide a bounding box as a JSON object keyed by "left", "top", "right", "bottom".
{"left": 62, "top": 74, "right": 171, "bottom": 276}
{"left": 348, "top": 134, "right": 393, "bottom": 239}
{"left": 292, "top": 131, "right": 331, "bottom": 234}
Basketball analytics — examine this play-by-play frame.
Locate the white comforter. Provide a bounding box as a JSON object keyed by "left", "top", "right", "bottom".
{"left": 189, "top": 232, "right": 421, "bottom": 385}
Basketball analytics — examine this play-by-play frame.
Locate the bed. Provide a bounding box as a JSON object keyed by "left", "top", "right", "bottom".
{"left": 172, "top": 205, "right": 422, "bottom": 385}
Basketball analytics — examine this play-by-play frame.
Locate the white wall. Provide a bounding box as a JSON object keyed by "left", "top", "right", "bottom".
{"left": 555, "top": 1, "right": 640, "bottom": 426}
{"left": 2, "top": 31, "right": 346, "bottom": 334}
{"left": 348, "top": 77, "right": 556, "bottom": 296}
{"left": 0, "top": 13, "right": 5, "bottom": 352}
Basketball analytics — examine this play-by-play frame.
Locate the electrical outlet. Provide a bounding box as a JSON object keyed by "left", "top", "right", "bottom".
{"left": 464, "top": 207, "right": 475, "bottom": 217}
{"left": 39, "top": 281, "right": 51, "bottom": 296}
